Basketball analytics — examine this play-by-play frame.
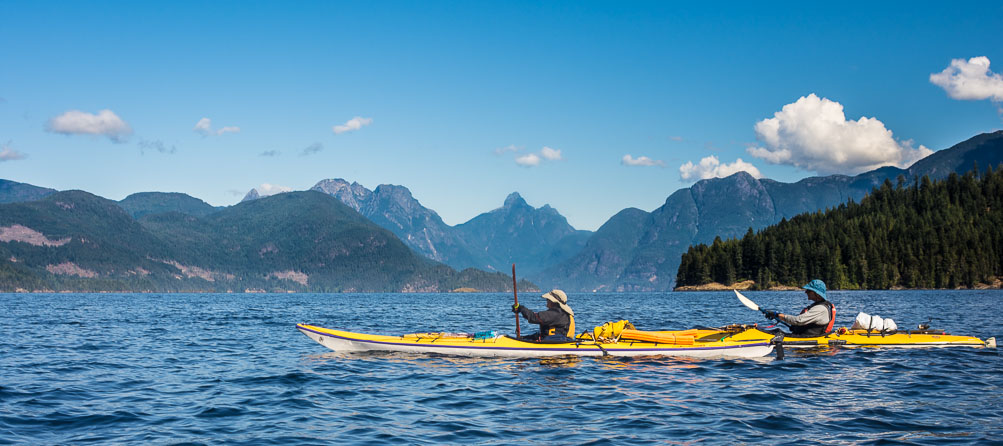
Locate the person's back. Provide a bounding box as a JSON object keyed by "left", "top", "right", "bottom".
{"left": 512, "top": 289, "right": 575, "bottom": 341}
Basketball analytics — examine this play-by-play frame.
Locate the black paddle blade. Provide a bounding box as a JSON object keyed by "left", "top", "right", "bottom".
{"left": 771, "top": 333, "right": 785, "bottom": 360}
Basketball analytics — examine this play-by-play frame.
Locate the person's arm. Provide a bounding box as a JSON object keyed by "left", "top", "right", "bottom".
{"left": 519, "top": 307, "right": 562, "bottom": 325}
{"left": 779, "top": 305, "right": 828, "bottom": 326}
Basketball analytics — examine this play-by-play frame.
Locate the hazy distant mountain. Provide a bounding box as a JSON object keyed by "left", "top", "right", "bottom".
{"left": 543, "top": 130, "right": 1003, "bottom": 291}
{"left": 118, "top": 192, "right": 221, "bottom": 219}
{"left": 310, "top": 179, "right": 487, "bottom": 270}
{"left": 0, "top": 190, "right": 533, "bottom": 292}
{"left": 310, "top": 180, "right": 591, "bottom": 276}
{"left": 240, "top": 188, "right": 261, "bottom": 202}
{"left": 0, "top": 179, "right": 56, "bottom": 204}
{"left": 456, "top": 192, "right": 592, "bottom": 278}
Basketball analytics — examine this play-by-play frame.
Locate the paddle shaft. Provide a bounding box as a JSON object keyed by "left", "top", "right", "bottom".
{"left": 512, "top": 264, "right": 520, "bottom": 338}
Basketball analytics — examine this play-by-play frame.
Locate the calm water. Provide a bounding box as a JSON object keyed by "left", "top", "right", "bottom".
{"left": 1, "top": 291, "right": 1001, "bottom": 444}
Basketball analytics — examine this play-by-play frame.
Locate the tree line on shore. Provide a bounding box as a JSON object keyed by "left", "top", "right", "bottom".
{"left": 676, "top": 164, "right": 1003, "bottom": 290}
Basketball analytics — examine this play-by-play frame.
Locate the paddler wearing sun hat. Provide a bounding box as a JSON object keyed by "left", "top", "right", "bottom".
{"left": 512, "top": 289, "right": 576, "bottom": 341}
{"left": 761, "top": 279, "right": 836, "bottom": 337}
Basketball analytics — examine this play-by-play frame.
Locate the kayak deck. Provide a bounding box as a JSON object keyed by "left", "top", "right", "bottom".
{"left": 768, "top": 329, "right": 996, "bottom": 349}
{"left": 296, "top": 324, "right": 775, "bottom": 358}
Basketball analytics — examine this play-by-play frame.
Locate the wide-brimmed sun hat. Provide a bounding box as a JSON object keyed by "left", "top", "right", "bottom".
{"left": 802, "top": 279, "right": 827, "bottom": 300}
{"left": 542, "top": 289, "right": 574, "bottom": 316}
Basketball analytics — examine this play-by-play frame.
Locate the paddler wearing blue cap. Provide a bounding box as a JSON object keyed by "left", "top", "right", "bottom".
{"left": 761, "top": 279, "right": 836, "bottom": 337}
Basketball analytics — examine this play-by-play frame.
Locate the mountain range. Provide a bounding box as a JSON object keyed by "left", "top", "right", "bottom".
{"left": 542, "top": 130, "right": 1003, "bottom": 291}
{"left": 303, "top": 179, "right": 589, "bottom": 278}
{"left": 2, "top": 130, "right": 1001, "bottom": 292}
{"left": 0, "top": 190, "right": 534, "bottom": 292}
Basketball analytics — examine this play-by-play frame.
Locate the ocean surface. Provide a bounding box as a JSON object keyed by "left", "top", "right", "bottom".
{"left": 1, "top": 290, "right": 1001, "bottom": 444}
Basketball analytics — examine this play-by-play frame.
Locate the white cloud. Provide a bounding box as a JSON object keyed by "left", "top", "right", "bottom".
{"left": 679, "top": 156, "right": 761, "bottom": 181}
{"left": 194, "top": 117, "right": 240, "bottom": 136}
{"left": 0, "top": 142, "right": 27, "bottom": 161}
{"left": 260, "top": 150, "right": 280, "bottom": 157}
{"left": 511, "top": 146, "right": 563, "bottom": 167}
{"left": 747, "top": 94, "right": 933, "bottom": 175}
{"left": 540, "top": 146, "right": 562, "bottom": 160}
{"left": 333, "top": 116, "right": 373, "bottom": 134}
{"left": 194, "top": 118, "right": 212, "bottom": 135}
{"left": 46, "top": 109, "right": 132, "bottom": 142}
{"left": 493, "top": 144, "right": 521, "bottom": 155}
{"left": 622, "top": 154, "right": 665, "bottom": 167}
{"left": 515, "top": 153, "right": 541, "bottom": 167}
{"left": 930, "top": 56, "right": 1003, "bottom": 102}
{"left": 256, "top": 183, "right": 293, "bottom": 197}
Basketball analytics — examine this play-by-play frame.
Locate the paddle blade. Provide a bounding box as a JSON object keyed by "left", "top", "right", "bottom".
{"left": 734, "top": 290, "right": 760, "bottom": 311}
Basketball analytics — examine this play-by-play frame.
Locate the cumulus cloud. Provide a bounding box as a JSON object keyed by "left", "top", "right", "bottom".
{"left": 493, "top": 144, "right": 521, "bottom": 155}
{"left": 679, "top": 156, "right": 761, "bottom": 181}
{"left": 300, "top": 142, "right": 323, "bottom": 156}
{"left": 193, "top": 117, "right": 241, "bottom": 136}
{"left": 138, "top": 139, "right": 176, "bottom": 154}
{"left": 747, "top": 94, "right": 933, "bottom": 175}
{"left": 540, "top": 146, "right": 562, "bottom": 161}
{"left": 510, "top": 146, "right": 563, "bottom": 167}
{"left": 0, "top": 142, "right": 27, "bottom": 161}
{"left": 260, "top": 150, "right": 280, "bottom": 157}
{"left": 930, "top": 56, "right": 1003, "bottom": 102}
{"left": 622, "top": 154, "right": 665, "bottom": 167}
{"left": 256, "top": 183, "right": 292, "bottom": 197}
{"left": 515, "top": 153, "right": 541, "bottom": 167}
{"left": 194, "top": 118, "right": 212, "bottom": 135}
{"left": 46, "top": 109, "right": 132, "bottom": 142}
{"left": 333, "top": 116, "right": 373, "bottom": 134}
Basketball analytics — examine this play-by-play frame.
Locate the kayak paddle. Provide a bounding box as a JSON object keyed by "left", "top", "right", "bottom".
{"left": 734, "top": 290, "right": 759, "bottom": 311}
{"left": 512, "top": 263, "right": 520, "bottom": 339}
{"left": 735, "top": 290, "right": 787, "bottom": 360}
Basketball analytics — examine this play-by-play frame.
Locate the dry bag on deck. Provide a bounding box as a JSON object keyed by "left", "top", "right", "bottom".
{"left": 882, "top": 318, "right": 897, "bottom": 332}
{"left": 851, "top": 312, "right": 896, "bottom": 332}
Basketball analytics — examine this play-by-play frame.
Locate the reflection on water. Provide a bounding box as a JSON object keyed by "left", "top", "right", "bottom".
{"left": 537, "top": 355, "right": 583, "bottom": 368}
{"left": 1, "top": 291, "right": 1001, "bottom": 444}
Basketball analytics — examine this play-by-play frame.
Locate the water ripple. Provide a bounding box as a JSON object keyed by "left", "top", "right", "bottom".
{"left": 1, "top": 291, "right": 1000, "bottom": 444}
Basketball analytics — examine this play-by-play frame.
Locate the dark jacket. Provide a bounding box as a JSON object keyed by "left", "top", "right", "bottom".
{"left": 518, "top": 306, "right": 572, "bottom": 339}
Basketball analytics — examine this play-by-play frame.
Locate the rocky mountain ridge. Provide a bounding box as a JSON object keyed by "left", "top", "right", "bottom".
{"left": 541, "top": 130, "right": 1003, "bottom": 291}
{"left": 5, "top": 130, "right": 1001, "bottom": 293}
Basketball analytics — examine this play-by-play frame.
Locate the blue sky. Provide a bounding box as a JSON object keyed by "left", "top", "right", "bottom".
{"left": 2, "top": 1, "right": 1002, "bottom": 230}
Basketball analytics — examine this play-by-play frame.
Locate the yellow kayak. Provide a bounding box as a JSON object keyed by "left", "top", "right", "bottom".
{"left": 296, "top": 323, "right": 776, "bottom": 358}
{"left": 766, "top": 328, "right": 996, "bottom": 349}
{"left": 730, "top": 291, "right": 996, "bottom": 349}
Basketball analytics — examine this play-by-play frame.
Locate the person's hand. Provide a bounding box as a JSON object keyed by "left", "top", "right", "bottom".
{"left": 512, "top": 303, "right": 521, "bottom": 313}
{"left": 761, "top": 309, "right": 778, "bottom": 320}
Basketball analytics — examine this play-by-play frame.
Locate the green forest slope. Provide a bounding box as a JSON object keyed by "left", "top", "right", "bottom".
{"left": 676, "top": 166, "right": 1003, "bottom": 290}
{"left": 0, "top": 191, "right": 534, "bottom": 292}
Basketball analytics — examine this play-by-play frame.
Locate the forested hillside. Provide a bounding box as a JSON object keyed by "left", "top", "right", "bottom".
{"left": 676, "top": 165, "right": 1003, "bottom": 290}
{"left": 0, "top": 191, "right": 535, "bottom": 293}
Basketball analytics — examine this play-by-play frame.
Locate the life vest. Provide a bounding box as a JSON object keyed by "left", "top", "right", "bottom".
{"left": 544, "top": 313, "right": 575, "bottom": 338}
{"left": 790, "top": 300, "right": 835, "bottom": 336}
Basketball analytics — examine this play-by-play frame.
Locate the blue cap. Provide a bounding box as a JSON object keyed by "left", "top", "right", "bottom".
{"left": 802, "top": 279, "right": 827, "bottom": 300}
